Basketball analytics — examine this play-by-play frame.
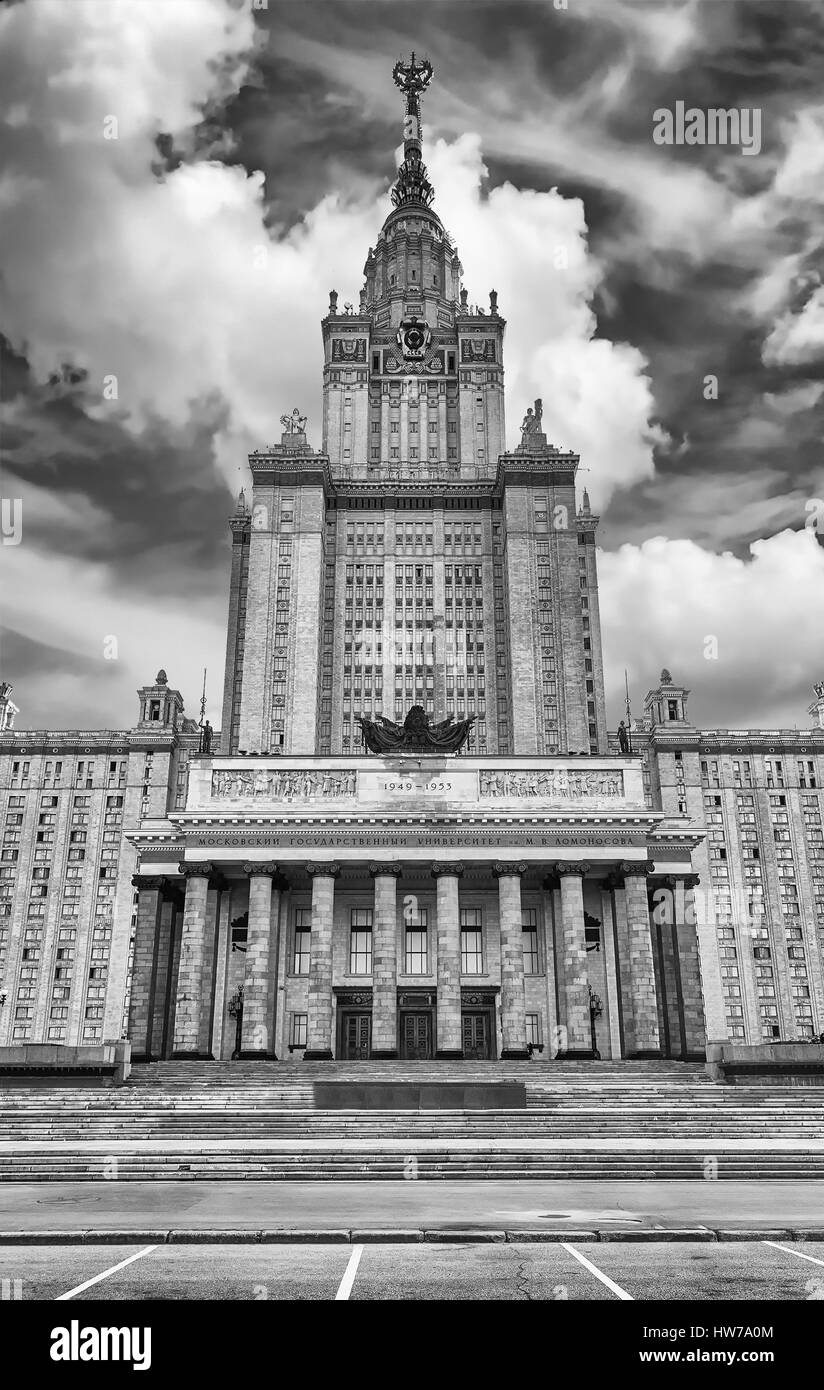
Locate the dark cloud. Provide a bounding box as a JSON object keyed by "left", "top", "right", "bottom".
{"left": 3, "top": 0, "right": 824, "bottom": 729}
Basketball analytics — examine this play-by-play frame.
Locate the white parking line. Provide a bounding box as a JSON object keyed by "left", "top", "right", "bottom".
{"left": 561, "top": 1243, "right": 633, "bottom": 1300}
{"left": 335, "top": 1244, "right": 364, "bottom": 1301}
{"left": 56, "top": 1246, "right": 158, "bottom": 1301}
{"left": 762, "top": 1241, "right": 824, "bottom": 1269}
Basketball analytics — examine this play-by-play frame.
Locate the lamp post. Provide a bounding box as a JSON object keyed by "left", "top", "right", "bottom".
{"left": 588, "top": 984, "right": 603, "bottom": 1060}
{"left": 227, "top": 985, "right": 244, "bottom": 1060}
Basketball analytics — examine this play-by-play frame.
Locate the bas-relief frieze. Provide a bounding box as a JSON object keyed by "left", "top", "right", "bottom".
{"left": 211, "top": 769, "right": 357, "bottom": 800}
{"left": 209, "top": 766, "right": 624, "bottom": 804}
{"left": 479, "top": 769, "right": 624, "bottom": 798}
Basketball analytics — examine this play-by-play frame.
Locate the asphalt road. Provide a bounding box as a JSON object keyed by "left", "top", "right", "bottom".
{"left": 2, "top": 1240, "right": 824, "bottom": 1301}
{"left": 4, "top": 1179, "right": 824, "bottom": 1234}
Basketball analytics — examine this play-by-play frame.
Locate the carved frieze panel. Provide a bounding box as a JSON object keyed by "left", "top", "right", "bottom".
{"left": 331, "top": 338, "right": 367, "bottom": 362}
{"left": 460, "top": 338, "right": 497, "bottom": 362}
{"left": 211, "top": 769, "right": 358, "bottom": 800}
{"left": 478, "top": 769, "right": 624, "bottom": 798}
{"left": 335, "top": 990, "right": 373, "bottom": 1007}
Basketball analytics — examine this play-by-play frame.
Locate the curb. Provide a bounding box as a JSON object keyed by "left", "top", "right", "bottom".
{"left": 505, "top": 1229, "right": 598, "bottom": 1242}
{"left": 714, "top": 1229, "right": 793, "bottom": 1242}
{"left": 597, "top": 1228, "right": 717, "bottom": 1243}
{"left": 0, "top": 1227, "right": 822, "bottom": 1245}
{"left": 423, "top": 1229, "right": 506, "bottom": 1243}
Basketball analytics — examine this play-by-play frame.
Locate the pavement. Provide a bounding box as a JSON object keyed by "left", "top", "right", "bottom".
{"left": 2, "top": 1239, "right": 824, "bottom": 1301}
{"left": 1, "top": 1180, "right": 824, "bottom": 1242}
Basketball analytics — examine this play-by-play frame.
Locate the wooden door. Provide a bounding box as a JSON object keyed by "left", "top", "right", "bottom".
{"left": 342, "top": 1012, "right": 371, "bottom": 1060}
{"left": 401, "top": 1012, "right": 432, "bottom": 1060}
{"left": 462, "top": 1012, "right": 491, "bottom": 1060}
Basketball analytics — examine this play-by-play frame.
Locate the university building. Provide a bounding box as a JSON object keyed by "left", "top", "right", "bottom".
{"left": 1, "top": 61, "right": 822, "bottom": 1062}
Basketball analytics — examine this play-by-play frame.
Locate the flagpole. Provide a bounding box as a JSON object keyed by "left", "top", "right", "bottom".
{"left": 624, "top": 669, "right": 633, "bottom": 755}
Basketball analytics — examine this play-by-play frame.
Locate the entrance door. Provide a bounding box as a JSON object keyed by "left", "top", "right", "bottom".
{"left": 400, "top": 1012, "right": 433, "bottom": 1061}
{"left": 462, "top": 1012, "right": 491, "bottom": 1060}
{"left": 341, "top": 1012, "right": 371, "bottom": 1060}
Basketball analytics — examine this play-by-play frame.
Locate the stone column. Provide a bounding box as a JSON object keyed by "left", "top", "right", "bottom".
{"left": 150, "top": 885, "right": 183, "bottom": 1060}
{"left": 370, "top": 863, "right": 402, "bottom": 1058}
{"left": 128, "top": 875, "right": 165, "bottom": 1061}
{"left": 606, "top": 872, "right": 635, "bottom": 1056}
{"left": 621, "top": 861, "right": 661, "bottom": 1057}
{"left": 199, "top": 877, "right": 226, "bottom": 1058}
{"left": 304, "top": 862, "right": 340, "bottom": 1060}
{"left": 555, "top": 862, "right": 592, "bottom": 1057}
{"left": 600, "top": 885, "right": 622, "bottom": 1060}
{"left": 239, "top": 862, "right": 278, "bottom": 1059}
{"left": 493, "top": 862, "right": 530, "bottom": 1059}
{"left": 172, "top": 862, "right": 214, "bottom": 1059}
{"left": 432, "top": 862, "right": 464, "bottom": 1057}
{"left": 665, "top": 873, "right": 706, "bottom": 1059}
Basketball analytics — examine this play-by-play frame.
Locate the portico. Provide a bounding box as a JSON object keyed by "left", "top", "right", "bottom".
{"left": 127, "top": 754, "right": 706, "bottom": 1063}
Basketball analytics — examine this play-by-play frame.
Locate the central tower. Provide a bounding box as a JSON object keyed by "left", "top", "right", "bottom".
{"left": 221, "top": 57, "right": 608, "bottom": 762}
{"left": 321, "top": 52, "right": 505, "bottom": 483}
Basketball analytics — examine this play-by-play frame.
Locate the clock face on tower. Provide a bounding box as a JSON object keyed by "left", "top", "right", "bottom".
{"left": 397, "top": 314, "right": 432, "bottom": 360}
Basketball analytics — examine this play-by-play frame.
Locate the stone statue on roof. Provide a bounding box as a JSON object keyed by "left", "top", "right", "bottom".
{"left": 280, "top": 407, "right": 307, "bottom": 435}
{"left": 519, "top": 398, "right": 543, "bottom": 445}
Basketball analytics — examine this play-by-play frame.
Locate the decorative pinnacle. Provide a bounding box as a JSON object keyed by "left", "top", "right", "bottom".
{"left": 392, "top": 51, "right": 433, "bottom": 155}
{"left": 391, "top": 53, "right": 435, "bottom": 209}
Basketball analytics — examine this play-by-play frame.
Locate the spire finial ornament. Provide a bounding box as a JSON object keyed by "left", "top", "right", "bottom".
{"left": 390, "top": 53, "right": 435, "bottom": 208}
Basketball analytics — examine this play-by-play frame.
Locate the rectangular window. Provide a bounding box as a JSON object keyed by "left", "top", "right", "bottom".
{"left": 404, "top": 907, "right": 428, "bottom": 974}
{"left": 460, "top": 908, "right": 483, "bottom": 974}
{"left": 349, "top": 908, "right": 373, "bottom": 974}
{"left": 293, "top": 907, "right": 311, "bottom": 975}
{"left": 290, "top": 1013, "right": 308, "bottom": 1049}
{"left": 526, "top": 1013, "right": 542, "bottom": 1050}
{"left": 522, "top": 907, "right": 539, "bottom": 973}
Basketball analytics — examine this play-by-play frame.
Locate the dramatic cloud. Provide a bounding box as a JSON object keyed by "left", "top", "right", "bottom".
{"left": 763, "top": 285, "right": 824, "bottom": 367}
{"left": 599, "top": 528, "right": 824, "bottom": 728}
{"left": 0, "top": 0, "right": 663, "bottom": 507}
{"left": 1, "top": 0, "right": 822, "bottom": 730}
{"left": 423, "top": 136, "right": 665, "bottom": 501}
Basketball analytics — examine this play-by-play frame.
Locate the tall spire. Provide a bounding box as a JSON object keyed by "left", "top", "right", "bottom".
{"left": 390, "top": 52, "right": 435, "bottom": 208}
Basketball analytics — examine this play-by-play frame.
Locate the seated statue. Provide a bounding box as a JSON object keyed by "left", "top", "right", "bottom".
{"left": 356, "top": 705, "right": 475, "bottom": 755}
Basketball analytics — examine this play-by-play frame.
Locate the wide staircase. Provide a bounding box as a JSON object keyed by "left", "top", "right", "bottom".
{"left": 1, "top": 1060, "right": 823, "bottom": 1180}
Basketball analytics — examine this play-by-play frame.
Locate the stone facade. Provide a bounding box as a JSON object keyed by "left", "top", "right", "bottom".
{"left": 0, "top": 674, "right": 201, "bottom": 1049}
{"left": 124, "top": 752, "right": 703, "bottom": 1062}
{"left": 626, "top": 672, "right": 824, "bottom": 1046}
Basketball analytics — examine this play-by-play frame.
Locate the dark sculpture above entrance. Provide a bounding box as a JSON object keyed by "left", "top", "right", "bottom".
{"left": 356, "top": 704, "right": 475, "bottom": 755}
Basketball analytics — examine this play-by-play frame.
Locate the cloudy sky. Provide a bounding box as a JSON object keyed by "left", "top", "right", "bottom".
{"left": 1, "top": 0, "right": 823, "bottom": 733}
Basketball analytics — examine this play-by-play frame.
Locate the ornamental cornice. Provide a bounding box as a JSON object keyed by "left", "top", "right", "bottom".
{"left": 169, "top": 812, "right": 666, "bottom": 830}
{"left": 0, "top": 730, "right": 180, "bottom": 753}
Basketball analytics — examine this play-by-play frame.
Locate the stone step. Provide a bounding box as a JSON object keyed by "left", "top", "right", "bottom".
{"left": 0, "top": 1156, "right": 820, "bottom": 1179}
